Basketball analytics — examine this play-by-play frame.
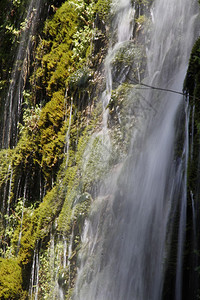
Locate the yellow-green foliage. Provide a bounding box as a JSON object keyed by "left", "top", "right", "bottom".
{"left": 34, "top": 1, "right": 78, "bottom": 94}
{"left": 33, "top": 0, "right": 96, "bottom": 96}
{"left": 0, "top": 258, "right": 22, "bottom": 299}
{"left": 0, "top": 89, "right": 66, "bottom": 194}
{"left": 34, "top": 185, "right": 63, "bottom": 239}
{"left": 0, "top": 149, "right": 13, "bottom": 187}
{"left": 6, "top": 203, "right": 37, "bottom": 266}
{"left": 38, "top": 90, "right": 66, "bottom": 180}
{"left": 17, "top": 222, "right": 36, "bottom": 265}
{"left": 0, "top": 0, "right": 113, "bottom": 296}
{"left": 95, "top": 0, "right": 111, "bottom": 21}
{"left": 57, "top": 164, "right": 80, "bottom": 233}
{"left": 136, "top": 15, "right": 147, "bottom": 26}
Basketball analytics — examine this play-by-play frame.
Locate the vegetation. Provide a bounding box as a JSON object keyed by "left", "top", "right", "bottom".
{"left": 0, "top": 258, "right": 23, "bottom": 299}
{"left": 0, "top": 0, "right": 114, "bottom": 297}
{"left": 0, "top": 0, "right": 199, "bottom": 298}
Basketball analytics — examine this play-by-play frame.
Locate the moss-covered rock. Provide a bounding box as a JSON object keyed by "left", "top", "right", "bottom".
{"left": 0, "top": 0, "right": 114, "bottom": 297}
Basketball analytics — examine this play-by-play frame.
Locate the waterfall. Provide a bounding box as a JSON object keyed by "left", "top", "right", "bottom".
{"left": 73, "top": 0, "right": 199, "bottom": 299}
{"left": 175, "top": 103, "right": 189, "bottom": 300}
{"left": 103, "top": 0, "right": 134, "bottom": 127}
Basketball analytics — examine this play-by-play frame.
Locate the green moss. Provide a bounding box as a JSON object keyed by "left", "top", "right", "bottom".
{"left": 35, "top": 185, "right": 65, "bottom": 239}
{"left": 95, "top": 0, "right": 111, "bottom": 22}
{"left": 0, "top": 257, "right": 23, "bottom": 299}
{"left": 32, "top": 1, "right": 79, "bottom": 95}
{"left": 38, "top": 90, "right": 66, "bottom": 180}
{"left": 32, "top": 0, "right": 96, "bottom": 97}
{"left": 0, "top": 148, "right": 13, "bottom": 188}
{"left": 0, "top": 0, "right": 110, "bottom": 297}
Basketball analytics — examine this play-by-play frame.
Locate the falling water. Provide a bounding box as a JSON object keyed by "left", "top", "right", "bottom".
{"left": 2, "top": 163, "right": 12, "bottom": 215}
{"left": 17, "top": 178, "right": 28, "bottom": 252}
{"left": 73, "top": 0, "right": 199, "bottom": 299}
{"left": 64, "top": 99, "right": 73, "bottom": 167}
{"left": 189, "top": 188, "right": 199, "bottom": 298}
{"left": 2, "top": 0, "right": 43, "bottom": 149}
{"left": 29, "top": 243, "right": 40, "bottom": 300}
{"left": 175, "top": 103, "right": 189, "bottom": 300}
{"left": 105, "top": 0, "right": 134, "bottom": 100}
{"left": 5, "top": 167, "right": 13, "bottom": 222}
{"left": 100, "top": 0, "right": 135, "bottom": 136}
{"left": 190, "top": 105, "right": 195, "bottom": 160}
{"left": 191, "top": 191, "right": 197, "bottom": 249}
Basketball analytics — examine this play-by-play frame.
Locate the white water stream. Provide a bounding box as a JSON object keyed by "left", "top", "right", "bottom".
{"left": 73, "top": 0, "right": 199, "bottom": 299}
